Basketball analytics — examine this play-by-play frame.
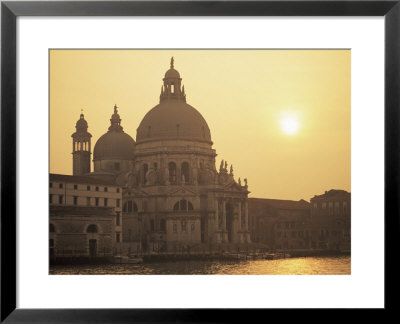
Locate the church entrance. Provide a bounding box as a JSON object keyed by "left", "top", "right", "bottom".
{"left": 89, "top": 239, "right": 97, "bottom": 257}
{"left": 226, "top": 203, "right": 234, "bottom": 243}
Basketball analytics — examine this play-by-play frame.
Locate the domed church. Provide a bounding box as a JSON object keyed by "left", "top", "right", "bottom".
{"left": 72, "top": 58, "right": 251, "bottom": 252}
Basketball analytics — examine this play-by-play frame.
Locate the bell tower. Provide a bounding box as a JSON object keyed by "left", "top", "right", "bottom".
{"left": 160, "top": 57, "right": 186, "bottom": 103}
{"left": 71, "top": 111, "right": 92, "bottom": 175}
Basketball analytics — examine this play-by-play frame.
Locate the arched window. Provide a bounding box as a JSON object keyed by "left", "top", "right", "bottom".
{"left": 49, "top": 224, "right": 56, "bottom": 233}
{"left": 123, "top": 200, "right": 138, "bottom": 213}
{"left": 173, "top": 199, "right": 194, "bottom": 211}
{"left": 181, "top": 162, "right": 189, "bottom": 184}
{"left": 86, "top": 224, "right": 98, "bottom": 233}
{"left": 169, "top": 162, "right": 176, "bottom": 184}
{"left": 180, "top": 199, "right": 187, "bottom": 211}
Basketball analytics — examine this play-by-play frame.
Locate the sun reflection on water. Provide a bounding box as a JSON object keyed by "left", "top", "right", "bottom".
{"left": 50, "top": 256, "right": 350, "bottom": 275}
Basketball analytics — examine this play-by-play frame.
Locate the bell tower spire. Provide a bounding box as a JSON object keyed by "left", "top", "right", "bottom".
{"left": 160, "top": 57, "right": 186, "bottom": 103}
{"left": 71, "top": 111, "right": 92, "bottom": 175}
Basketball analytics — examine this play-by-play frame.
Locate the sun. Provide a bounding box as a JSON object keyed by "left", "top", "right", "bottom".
{"left": 280, "top": 116, "right": 300, "bottom": 135}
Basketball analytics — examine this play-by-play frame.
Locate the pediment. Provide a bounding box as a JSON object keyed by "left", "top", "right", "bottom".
{"left": 168, "top": 186, "right": 198, "bottom": 197}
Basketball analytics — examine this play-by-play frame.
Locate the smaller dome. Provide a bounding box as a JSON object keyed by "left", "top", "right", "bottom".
{"left": 93, "top": 132, "right": 135, "bottom": 161}
{"left": 93, "top": 105, "right": 135, "bottom": 161}
{"left": 164, "top": 68, "right": 180, "bottom": 79}
{"left": 75, "top": 114, "right": 88, "bottom": 132}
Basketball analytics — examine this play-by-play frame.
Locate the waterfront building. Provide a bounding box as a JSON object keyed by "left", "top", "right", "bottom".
{"left": 248, "top": 198, "right": 310, "bottom": 250}
{"left": 309, "top": 189, "right": 351, "bottom": 251}
{"left": 248, "top": 190, "right": 351, "bottom": 252}
{"left": 50, "top": 205, "right": 115, "bottom": 258}
{"left": 49, "top": 173, "right": 124, "bottom": 257}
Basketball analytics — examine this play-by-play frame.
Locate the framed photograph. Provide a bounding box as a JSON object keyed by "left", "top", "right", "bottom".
{"left": 1, "top": 0, "right": 398, "bottom": 321}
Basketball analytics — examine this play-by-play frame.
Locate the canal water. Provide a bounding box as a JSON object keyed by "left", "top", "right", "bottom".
{"left": 50, "top": 256, "right": 350, "bottom": 275}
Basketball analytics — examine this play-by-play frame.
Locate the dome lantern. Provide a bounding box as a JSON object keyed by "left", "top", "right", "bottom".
{"left": 109, "top": 104, "right": 123, "bottom": 132}
{"left": 160, "top": 57, "right": 186, "bottom": 103}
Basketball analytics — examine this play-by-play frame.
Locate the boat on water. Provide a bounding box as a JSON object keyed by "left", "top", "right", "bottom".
{"left": 113, "top": 255, "right": 143, "bottom": 264}
{"left": 264, "top": 253, "right": 291, "bottom": 260}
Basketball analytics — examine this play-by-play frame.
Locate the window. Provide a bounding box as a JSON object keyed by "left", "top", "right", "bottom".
{"left": 116, "top": 212, "right": 120, "bottom": 226}
{"left": 173, "top": 199, "right": 194, "bottom": 211}
{"left": 181, "top": 162, "right": 190, "bottom": 184}
{"left": 73, "top": 184, "right": 78, "bottom": 190}
{"left": 87, "top": 185, "right": 90, "bottom": 191}
{"left": 104, "top": 187, "right": 108, "bottom": 192}
{"left": 49, "top": 194, "right": 53, "bottom": 204}
{"left": 58, "top": 195, "right": 63, "bottom": 204}
{"left": 95, "top": 186, "right": 99, "bottom": 191}
{"left": 117, "top": 199, "right": 120, "bottom": 208}
{"left": 117, "top": 188, "right": 120, "bottom": 193}
{"left": 104, "top": 198, "right": 108, "bottom": 207}
{"left": 86, "top": 224, "right": 98, "bottom": 233}
{"left": 59, "top": 183, "right": 63, "bottom": 189}
{"left": 73, "top": 196, "right": 78, "bottom": 205}
{"left": 116, "top": 232, "right": 120, "bottom": 243}
{"left": 181, "top": 221, "right": 187, "bottom": 232}
{"left": 95, "top": 198, "right": 99, "bottom": 206}
{"left": 86, "top": 197, "right": 91, "bottom": 206}
{"left": 173, "top": 223, "right": 177, "bottom": 232}
{"left": 180, "top": 199, "right": 187, "bottom": 211}
{"left": 143, "top": 164, "right": 148, "bottom": 184}
{"left": 123, "top": 201, "right": 138, "bottom": 213}
{"left": 168, "top": 162, "right": 177, "bottom": 183}
{"left": 313, "top": 203, "right": 318, "bottom": 209}
{"left": 154, "top": 162, "right": 158, "bottom": 170}
{"left": 50, "top": 182, "right": 53, "bottom": 188}
{"left": 191, "top": 223, "right": 195, "bottom": 231}
{"left": 322, "top": 202, "right": 327, "bottom": 209}
{"left": 160, "top": 219, "right": 166, "bottom": 231}
{"left": 49, "top": 224, "right": 56, "bottom": 233}
{"left": 150, "top": 220, "right": 155, "bottom": 232}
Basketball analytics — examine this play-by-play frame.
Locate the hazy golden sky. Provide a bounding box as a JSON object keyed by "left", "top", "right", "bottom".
{"left": 50, "top": 49, "right": 350, "bottom": 201}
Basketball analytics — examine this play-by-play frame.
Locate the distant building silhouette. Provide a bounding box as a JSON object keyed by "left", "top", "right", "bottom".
{"left": 248, "top": 190, "right": 351, "bottom": 252}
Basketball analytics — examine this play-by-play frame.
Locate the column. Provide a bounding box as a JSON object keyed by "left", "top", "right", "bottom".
{"left": 215, "top": 199, "right": 219, "bottom": 231}
{"left": 245, "top": 200, "right": 249, "bottom": 242}
{"left": 238, "top": 200, "right": 242, "bottom": 243}
{"left": 244, "top": 200, "right": 248, "bottom": 231}
{"left": 222, "top": 200, "right": 226, "bottom": 231}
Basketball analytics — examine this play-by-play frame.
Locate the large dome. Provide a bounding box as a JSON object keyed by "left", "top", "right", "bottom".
{"left": 137, "top": 58, "right": 212, "bottom": 144}
{"left": 136, "top": 100, "right": 212, "bottom": 143}
{"left": 93, "top": 131, "right": 135, "bottom": 160}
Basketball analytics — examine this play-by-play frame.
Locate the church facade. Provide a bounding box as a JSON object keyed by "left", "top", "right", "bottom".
{"left": 70, "top": 58, "right": 251, "bottom": 252}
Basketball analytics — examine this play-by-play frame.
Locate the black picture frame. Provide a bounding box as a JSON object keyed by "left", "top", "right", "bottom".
{"left": 1, "top": 0, "right": 399, "bottom": 322}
